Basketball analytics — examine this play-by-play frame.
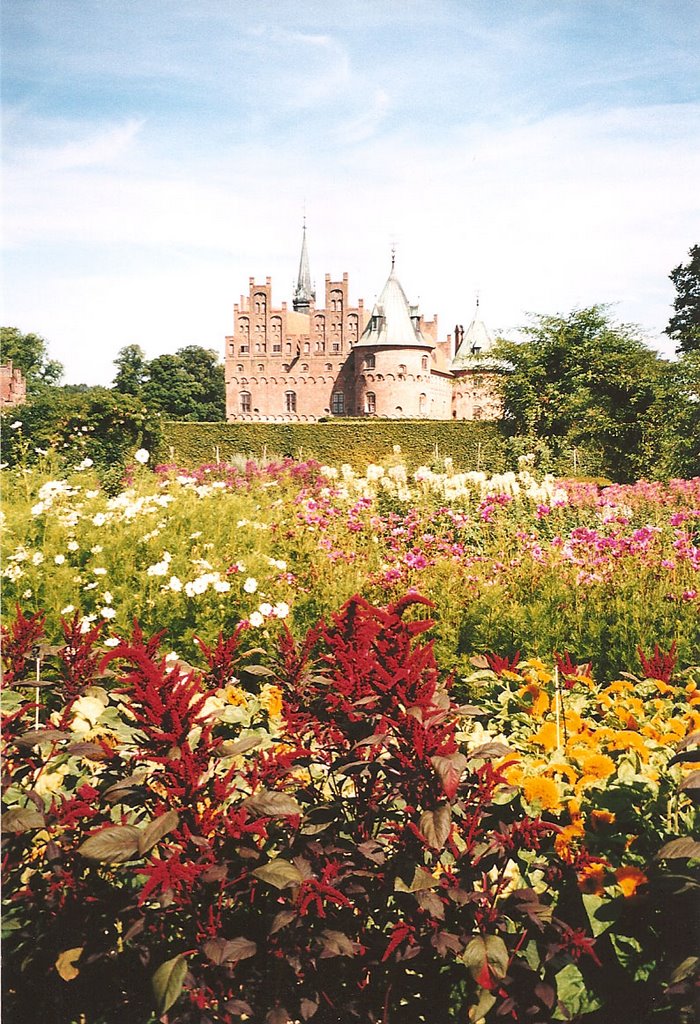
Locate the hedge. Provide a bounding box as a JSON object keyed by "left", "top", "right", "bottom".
{"left": 158, "top": 420, "right": 509, "bottom": 472}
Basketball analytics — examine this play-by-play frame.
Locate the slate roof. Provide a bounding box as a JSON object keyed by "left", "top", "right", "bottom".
{"left": 355, "top": 263, "right": 432, "bottom": 349}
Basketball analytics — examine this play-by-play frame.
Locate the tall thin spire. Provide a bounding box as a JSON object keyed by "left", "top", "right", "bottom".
{"left": 293, "top": 218, "right": 315, "bottom": 313}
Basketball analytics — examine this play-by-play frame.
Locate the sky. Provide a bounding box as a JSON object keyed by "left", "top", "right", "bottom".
{"left": 2, "top": 0, "right": 699, "bottom": 385}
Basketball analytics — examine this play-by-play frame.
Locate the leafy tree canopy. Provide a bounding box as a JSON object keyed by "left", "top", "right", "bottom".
{"left": 666, "top": 244, "right": 700, "bottom": 354}
{"left": 113, "top": 345, "right": 224, "bottom": 422}
{"left": 0, "top": 327, "right": 63, "bottom": 392}
{"left": 493, "top": 306, "right": 669, "bottom": 481}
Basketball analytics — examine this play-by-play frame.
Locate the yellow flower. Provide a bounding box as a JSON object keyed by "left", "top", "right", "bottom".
{"left": 590, "top": 809, "right": 616, "bottom": 830}
{"left": 542, "top": 761, "right": 579, "bottom": 784}
{"left": 606, "top": 730, "right": 649, "bottom": 762}
{"left": 615, "top": 865, "right": 647, "bottom": 897}
{"left": 260, "top": 684, "right": 283, "bottom": 718}
{"left": 223, "top": 684, "right": 247, "bottom": 706}
{"left": 555, "top": 819, "right": 585, "bottom": 855}
{"left": 522, "top": 775, "right": 561, "bottom": 811}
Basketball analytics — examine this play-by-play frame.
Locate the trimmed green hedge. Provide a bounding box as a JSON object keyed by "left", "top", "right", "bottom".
{"left": 158, "top": 420, "right": 508, "bottom": 472}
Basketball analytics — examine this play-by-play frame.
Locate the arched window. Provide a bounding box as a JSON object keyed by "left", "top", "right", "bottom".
{"left": 285, "top": 391, "right": 297, "bottom": 413}
{"left": 331, "top": 392, "right": 345, "bottom": 415}
{"left": 365, "top": 354, "right": 376, "bottom": 370}
{"left": 421, "top": 355, "right": 428, "bottom": 371}
{"left": 398, "top": 364, "right": 407, "bottom": 376}
{"left": 366, "top": 392, "right": 376, "bottom": 415}
{"left": 325, "top": 363, "right": 333, "bottom": 371}
{"left": 419, "top": 393, "right": 427, "bottom": 415}
{"left": 239, "top": 391, "right": 251, "bottom": 414}
{"left": 301, "top": 363, "right": 309, "bottom": 372}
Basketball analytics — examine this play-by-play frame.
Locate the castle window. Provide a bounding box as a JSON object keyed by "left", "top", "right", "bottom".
{"left": 421, "top": 355, "right": 428, "bottom": 371}
{"left": 473, "top": 406, "right": 483, "bottom": 421}
{"left": 237, "top": 364, "right": 244, "bottom": 372}
{"left": 228, "top": 342, "right": 235, "bottom": 355}
{"left": 285, "top": 391, "right": 297, "bottom": 413}
{"left": 419, "top": 393, "right": 427, "bottom": 415}
{"left": 239, "top": 391, "right": 251, "bottom": 414}
{"left": 258, "top": 364, "right": 264, "bottom": 371}
{"left": 331, "top": 392, "right": 345, "bottom": 415}
{"left": 325, "top": 363, "right": 333, "bottom": 371}
{"left": 332, "top": 343, "right": 340, "bottom": 353}
{"left": 398, "top": 364, "right": 406, "bottom": 376}
{"left": 273, "top": 344, "right": 281, "bottom": 353}
{"left": 239, "top": 345, "right": 249, "bottom": 354}
{"left": 365, "top": 392, "right": 376, "bottom": 415}
{"left": 364, "top": 354, "right": 375, "bottom": 370}
{"left": 304, "top": 342, "right": 310, "bottom": 353}
{"left": 301, "top": 363, "right": 309, "bottom": 372}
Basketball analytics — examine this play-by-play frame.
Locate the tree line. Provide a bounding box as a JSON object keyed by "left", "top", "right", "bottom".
{"left": 1, "top": 245, "right": 698, "bottom": 482}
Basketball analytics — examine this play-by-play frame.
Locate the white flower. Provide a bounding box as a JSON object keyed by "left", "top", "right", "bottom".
{"left": 32, "top": 552, "right": 44, "bottom": 565}
{"left": 79, "top": 615, "right": 96, "bottom": 633}
{"left": 31, "top": 502, "right": 46, "bottom": 516}
{"left": 168, "top": 575, "right": 183, "bottom": 592}
{"left": 10, "top": 421, "right": 22, "bottom": 429}
{"left": 93, "top": 567, "right": 107, "bottom": 576}
{"left": 243, "top": 577, "right": 258, "bottom": 594}
{"left": 259, "top": 602, "right": 273, "bottom": 617}
{"left": 101, "top": 607, "right": 116, "bottom": 619}
{"left": 103, "top": 637, "right": 120, "bottom": 648}
{"left": 147, "top": 560, "right": 169, "bottom": 577}
{"left": 273, "top": 601, "right": 290, "bottom": 619}
{"left": 92, "top": 512, "right": 107, "bottom": 526}
{"left": 67, "top": 540, "right": 79, "bottom": 551}
{"left": 90, "top": 544, "right": 103, "bottom": 553}
{"left": 22, "top": 588, "right": 32, "bottom": 599}
{"left": 86, "top": 489, "right": 99, "bottom": 499}
{"left": 134, "top": 448, "right": 150, "bottom": 464}
{"left": 54, "top": 554, "right": 66, "bottom": 565}
{"left": 61, "top": 604, "right": 75, "bottom": 615}
{"left": 213, "top": 580, "right": 231, "bottom": 593}
{"left": 76, "top": 457, "right": 94, "bottom": 470}
{"left": 103, "top": 591, "right": 113, "bottom": 603}
{"left": 249, "top": 611, "right": 264, "bottom": 628}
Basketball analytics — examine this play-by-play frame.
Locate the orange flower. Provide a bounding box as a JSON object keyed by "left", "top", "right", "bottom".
{"left": 522, "top": 775, "right": 561, "bottom": 811}
{"left": 577, "top": 753, "right": 616, "bottom": 780}
{"left": 615, "top": 866, "right": 647, "bottom": 897}
{"left": 590, "top": 809, "right": 616, "bottom": 830}
{"left": 543, "top": 761, "right": 579, "bottom": 784}
{"left": 555, "top": 820, "right": 585, "bottom": 855}
{"left": 532, "top": 722, "right": 559, "bottom": 751}
{"left": 578, "top": 862, "right": 607, "bottom": 895}
{"left": 606, "top": 730, "right": 649, "bottom": 762}
{"left": 518, "top": 682, "right": 550, "bottom": 717}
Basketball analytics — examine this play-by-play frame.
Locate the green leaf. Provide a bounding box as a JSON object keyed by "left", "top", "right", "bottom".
{"left": 253, "top": 859, "right": 303, "bottom": 890}
{"left": 582, "top": 893, "right": 618, "bottom": 936}
{"left": 468, "top": 989, "right": 496, "bottom": 1022}
{"left": 152, "top": 953, "right": 187, "bottom": 1016}
{"left": 460, "top": 934, "right": 509, "bottom": 984}
{"left": 138, "top": 809, "right": 179, "bottom": 855}
{"left": 430, "top": 752, "right": 467, "bottom": 800}
{"left": 78, "top": 825, "right": 141, "bottom": 863}
{"left": 610, "top": 934, "right": 656, "bottom": 982}
{"left": 553, "top": 963, "right": 602, "bottom": 1019}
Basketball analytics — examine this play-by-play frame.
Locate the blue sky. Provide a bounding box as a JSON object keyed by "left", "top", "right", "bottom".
{"left": 3, "top": 0, "right": 699, "bottom": 384}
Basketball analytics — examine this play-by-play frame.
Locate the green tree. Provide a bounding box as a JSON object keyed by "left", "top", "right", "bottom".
{"left": 494, "top": 307, "right": 667, "bottom": 481}
{"left": 0, "top": 327, "right": 63, "bottom": 392}
{"left": 141, "top": 346, "right": 224, "bottom": 421}
{"left": 113, "top": 344, "right": 148, "bottom": 396}
{"left": 666, "top": 244, "right": 700, "bottom": 354}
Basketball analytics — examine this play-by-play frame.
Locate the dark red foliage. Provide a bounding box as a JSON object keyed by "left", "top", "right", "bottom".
{"left": 637, "top": 640, "right": 678, "bottom": 682}
{"left": 57, "top": 612, "right": 105, "bottom": 702}
{"left": 485, "top": 651, "right": 521, "bottom": 676}
{"left": 1, "top": 606, "right": 45, "bottom": 684}
{"left": 554, "top": 651, "right": 593, "bottom": 688}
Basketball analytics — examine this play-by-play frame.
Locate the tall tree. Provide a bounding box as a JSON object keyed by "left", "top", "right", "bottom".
{"left": 666, "top": 244, "right": 700, "bottom": 354}
{"left": 0, "top": 327, "right": 63, "bottom": 392}
{"left": 139, "top": 346, "right": 224, "bottom": 421}
{"left": 113, "top": 344, "right": 148, "bottom": 395}
{"left": 494, "top": 307, "right": 666, "bottom": 481}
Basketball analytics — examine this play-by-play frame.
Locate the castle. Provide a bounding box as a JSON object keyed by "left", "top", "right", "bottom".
{"left": 224, "top": 227, "right": 502, "bottom": 422}
{"left": 0, "top": 362, "right": 27, "bottom": 409}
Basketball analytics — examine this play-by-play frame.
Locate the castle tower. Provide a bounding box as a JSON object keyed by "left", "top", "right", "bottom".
{"left": 292, "top": 220, "right": 315, "bottom": 313}
{"left": 450, "top": 297, "right": 503, "bottom": 421}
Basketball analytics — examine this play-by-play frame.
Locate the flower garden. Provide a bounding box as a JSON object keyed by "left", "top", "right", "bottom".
{"left": 2, "top": 451, "right": 699, "bottom": 1023}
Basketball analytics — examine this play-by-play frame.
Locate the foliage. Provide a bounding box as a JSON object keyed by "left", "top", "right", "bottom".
{"left": 0, "top": 386, "right": 162, "bottom": 484}
{"left": 2, "top": 595, "right": 698, "bottom": 1023}
{"left": 159, "top": 419, "right": 508, "bottom": 473}
{"left": 1, "top": 326, "right": 64, "bottom": 392}
{"left": 493, "top": 307, "right": 675, "bottom": 482}
{"left": 666, "top": 244, "right": 700, "bottom": 354}
{"left": 114, "top": 345, "right": 225, "bottom": 422}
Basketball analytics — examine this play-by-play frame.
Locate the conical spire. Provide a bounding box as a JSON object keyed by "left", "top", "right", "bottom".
{"left": 451, "top": 295, "right": 494, "bottom": 369}
{"left": 355, "top": 255, "right": 432, "bottom": 349}
{"left": 293, "top": 219, "right": 315, "bottom": 312}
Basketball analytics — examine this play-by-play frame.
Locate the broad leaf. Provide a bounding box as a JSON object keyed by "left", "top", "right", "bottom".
{"left": 395, "top": 866, "right": 440, "bottom": 892}
{"left": 582, "top": 893, "right": 618, "bottom": 936}
{"left": 15, "top": 729, "right": 70, "bottom": 747}
{"left": 253, "top": 859, "right": 303, "bottom": 890}
{"left": 152, "top": 953, "right": 187, "bottom": 1016}
{"left": 420, "top": 804, "right": 451, "bottom": 850}
{"left": 656, "top": 837, "right": 700, "bottom": 860}
{"left": 553, "top": 963, "right": 602, "bottom": 1019}
{"left": 2, "top": 806, "right": 45, "bottom": 832}
{"left": 138, "top": 809, "right": 179, "bottom": 855}
{"left": 202, "top": 937, "right": 257, "bottom": 964}
{"left": 243, "top": 790, "right": 302, "bottom": 817}
{"left": 300, "top": 996, "right": 319, "bottom": 1020}
{"left": 78, "top": 825, "right": 141, "bottom": 863}
{"left": 55, "top": 947, "right": 83, "bottom": 982}
{"left": 431, "top": 753, "right": 467, "bottom": 800}
{"left": 461, "top": 934, "right": 509, "bottom": 989}
{"left": 319, "top": 929, "right": 360, "bottom": 958}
